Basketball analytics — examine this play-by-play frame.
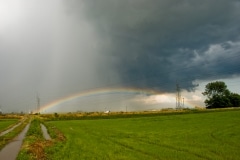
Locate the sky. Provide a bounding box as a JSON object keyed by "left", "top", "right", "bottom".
{"left": 0, "top": 0, "right": 240, "bottom": 113}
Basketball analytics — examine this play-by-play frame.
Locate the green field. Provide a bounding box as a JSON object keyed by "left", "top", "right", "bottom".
{"left": 45, "top": 110, "right": 240, "bottom": 160}
{"left": 0, "top": 119, "right": 18, "bottom": 132}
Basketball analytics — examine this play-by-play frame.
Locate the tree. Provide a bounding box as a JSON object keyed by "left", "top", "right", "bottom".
{"left": 228, "top": 93, "right": 240, "bottom": 107}
{"left": 202, "top": 81, "right": 240, "bottom": 109}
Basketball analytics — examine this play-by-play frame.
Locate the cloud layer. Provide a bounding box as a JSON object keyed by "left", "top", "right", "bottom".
{"left": 66, "top": 0, "right": 240, "bottom": 91}
{"left": 0, "top": 0, "right": 240, "bottom": 112}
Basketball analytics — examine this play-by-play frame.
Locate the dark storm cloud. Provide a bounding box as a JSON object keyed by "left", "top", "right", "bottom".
{"left": 66, "top": 0, "right": 240, "bottom": 91}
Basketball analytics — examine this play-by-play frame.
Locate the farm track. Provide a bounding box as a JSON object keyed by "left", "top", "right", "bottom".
{"left": 0, "top": 123, "right": 30, "bottom": 160}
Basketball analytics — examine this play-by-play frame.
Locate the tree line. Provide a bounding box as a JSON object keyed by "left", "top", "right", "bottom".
{"left": 202, "top": 81, "right": 240, "bottom": 109}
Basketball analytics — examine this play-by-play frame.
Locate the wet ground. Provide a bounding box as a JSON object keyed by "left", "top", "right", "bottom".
{"left": 40, "top": 123, "right": 51, "bottom": 140}
{"left": 0, "top": 124, "right": 30, "bottom": 160}
{"left": 0, "top": 121, "right": 52, "bottom": 159}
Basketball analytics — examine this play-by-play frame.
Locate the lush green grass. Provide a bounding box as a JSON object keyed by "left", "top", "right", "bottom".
{"left": 46, "top": 110, "right": 240, "bottom": 160}
{"left": 0, "top": 119, "right": 18, "bottom": 132}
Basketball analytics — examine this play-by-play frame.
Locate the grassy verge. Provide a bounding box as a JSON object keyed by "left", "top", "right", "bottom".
{"left": 0, "top": 117, "right": 29, "bottom": 150}
{"left": 17, "top": 118, "right": 45, "bottom": 159}
{"left": 43, "top": 122, "right": 66, "bottom": 160}
{"left": 46, "top": 110, "right": 240, "bottom": 159}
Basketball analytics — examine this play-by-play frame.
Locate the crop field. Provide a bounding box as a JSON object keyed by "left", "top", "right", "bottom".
{"left": 45, "top": 110, "right": 240, "bottom": 160}
{"left": 0, "top": 119, "right": 18, "bottom": 132}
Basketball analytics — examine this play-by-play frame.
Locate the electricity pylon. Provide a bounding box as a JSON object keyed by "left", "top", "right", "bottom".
{"left": 176, "top": 83, "right": 181, "bottom": 109}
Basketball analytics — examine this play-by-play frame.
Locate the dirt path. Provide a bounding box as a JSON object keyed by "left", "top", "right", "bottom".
{"left": 0, "top": 123, "right": 30, "bottom": 160}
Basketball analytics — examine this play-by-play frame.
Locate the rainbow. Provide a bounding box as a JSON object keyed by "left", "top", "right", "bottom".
{"left": 35, "top": 87, "right": 163, "bottom": 113}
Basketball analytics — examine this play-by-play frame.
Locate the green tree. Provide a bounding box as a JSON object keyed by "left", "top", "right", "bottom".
{"left": 202, "top": 81, "right": 240, "bottom": 108}
{"left": 229, "top": 93, "right": 240, "bottom": 107}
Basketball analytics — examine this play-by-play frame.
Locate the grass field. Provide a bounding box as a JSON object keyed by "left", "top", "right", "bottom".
{"left": 45, "top": 110, "right": 240, "bottom": 160}
{"left": 0, "top": 119, "right": 18, "bottom": 132}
